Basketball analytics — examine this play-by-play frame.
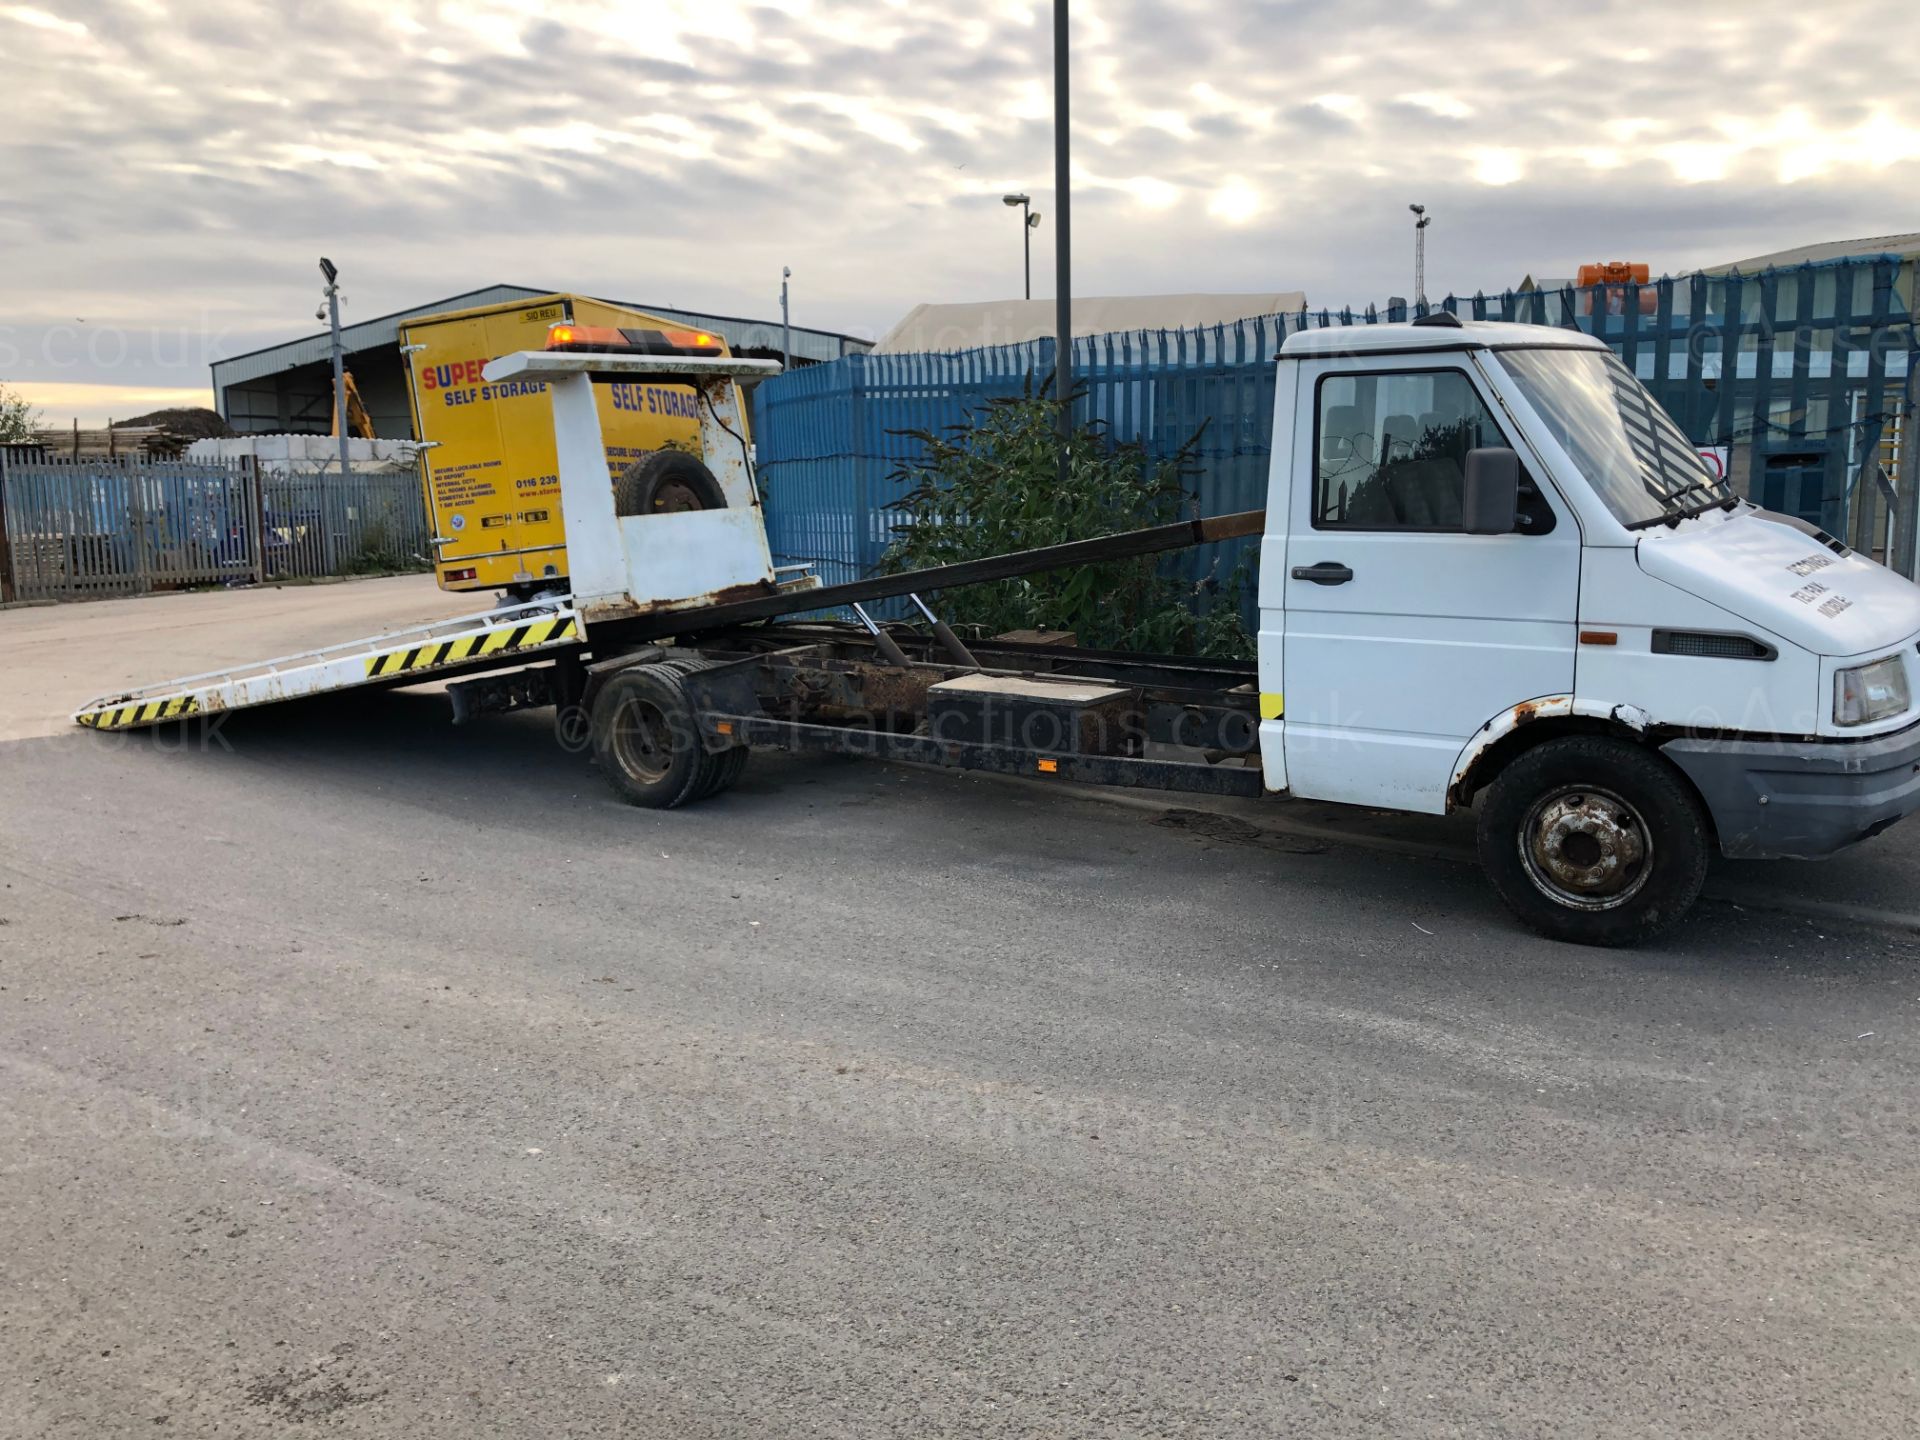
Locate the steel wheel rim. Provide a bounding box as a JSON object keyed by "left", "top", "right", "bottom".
{"left": 1517, "top": 783, "right": 1653, "bottom": 911}
{"left": 610, "top": 696, "right": 674, "bottom": 784}
{"left": 651, "top": 480, "right": 705, "bottom": 513}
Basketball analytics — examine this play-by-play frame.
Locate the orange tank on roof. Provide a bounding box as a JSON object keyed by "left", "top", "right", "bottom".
{"left": 1576, "top": 261, "right": 1651, "bottom": 287}
{"left": 1577, "top": 261, "right": 1656, "bottom": 316}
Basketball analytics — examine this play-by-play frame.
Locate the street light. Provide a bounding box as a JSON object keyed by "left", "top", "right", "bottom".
{"left": 318, "top": 256, "right": 349, "bottom": 574}
{"left": 1051, "top": 0, "right": 1071, "bottom": 486}
{"left": 1409, "top": 203, "right": 1431, "bottom": 308}
{"left": 1002, "top": 193, "right": 1042, "bottom": 301}
{"left": 780, "top": 266, "right": 792, "bottom": 372}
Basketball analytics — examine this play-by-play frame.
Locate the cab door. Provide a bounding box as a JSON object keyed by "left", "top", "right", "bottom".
{"left": 1280, "top": 354, "right": 1579, "bottom": 812}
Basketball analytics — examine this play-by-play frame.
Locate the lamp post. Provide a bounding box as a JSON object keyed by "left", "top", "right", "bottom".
{"left": 1001, "top": 193, "right": 1042, "bottom": 300}
{"left": 1052, "top": 0, "right": 1071, "bottom": 486}
{"left": 318, "top": 256, "right": 348, "bottom": 575}
{"left": 1409, "top": 204, "right": 1431, "bottom": 309}
{"left": 780, "top": 266, "right": 792, "bottom": 371}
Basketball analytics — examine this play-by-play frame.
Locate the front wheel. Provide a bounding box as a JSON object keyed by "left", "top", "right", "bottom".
{"left": 1477, "top": 735, "right": 1709, "bottom": 946}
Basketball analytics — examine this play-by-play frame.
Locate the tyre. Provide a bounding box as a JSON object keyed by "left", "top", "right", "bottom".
{"left": 590, "top": 665, "right": 711, "bottom": 808}
{"left": 614, "top": 451, "right": 726, "bottom": 516}
{"left": 1476, "top": 735, "right": 1709, "bottom": 946}
{"left": 589, "top": 659, "right": 748, "bottom": 808}
{"left": 693, "top": 744, "right": 751, "bottom": 801}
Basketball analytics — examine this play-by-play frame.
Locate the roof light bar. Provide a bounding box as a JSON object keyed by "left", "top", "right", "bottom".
{"left": 545, "top": 322, "right": 724, "bottom": 357}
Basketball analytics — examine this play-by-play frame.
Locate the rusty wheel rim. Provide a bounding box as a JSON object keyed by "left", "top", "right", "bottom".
{"left": 610, "top": 696, "right": 674, "bottom": 785}
{"left": 651, "top": 480, "right": 705, "bottom": 513}
{"left": 1518, "top": 784, "right": 1652, "bottom": 911}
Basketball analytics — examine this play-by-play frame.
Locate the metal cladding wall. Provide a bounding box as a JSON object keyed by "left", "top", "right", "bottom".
{"left": 753, "top": 259, "right": 1920, "bottom": 614}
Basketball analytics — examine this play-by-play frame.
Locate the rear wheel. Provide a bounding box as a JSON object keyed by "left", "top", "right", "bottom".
{"left": 588, "top": 660, "right": 749, "bottom": 808}
{"left": 1476, "top": 735, "right": 1709, "bottom": 946}
{"left": 614, "top": 451, "right": 726, "bottom": 516}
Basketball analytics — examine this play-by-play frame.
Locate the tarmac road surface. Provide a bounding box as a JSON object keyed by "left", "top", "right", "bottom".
{"left": 2, "top": 581, "right": 1918, "bottom": 1437}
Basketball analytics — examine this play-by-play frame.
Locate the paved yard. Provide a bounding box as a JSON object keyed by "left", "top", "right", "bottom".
{"left": 2, "top": 582, "right": 1918, "bottom": 1437}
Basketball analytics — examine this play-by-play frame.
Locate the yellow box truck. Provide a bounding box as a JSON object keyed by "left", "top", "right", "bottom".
{"left": 400, "top": 293, "right": 736, "bottom": 595}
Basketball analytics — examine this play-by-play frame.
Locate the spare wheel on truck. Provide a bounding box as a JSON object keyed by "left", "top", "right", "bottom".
{"left": 615, "top": 450, "right": 727, "bottom": 515}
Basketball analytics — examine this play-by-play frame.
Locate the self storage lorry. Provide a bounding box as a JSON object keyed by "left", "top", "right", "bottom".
{"left": 400, "top": 293, "right": 734, "bottom": 595}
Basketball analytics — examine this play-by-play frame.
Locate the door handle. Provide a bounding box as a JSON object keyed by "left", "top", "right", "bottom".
{"left": 1290, "top": 561, "right": 1354, "bottom": 585}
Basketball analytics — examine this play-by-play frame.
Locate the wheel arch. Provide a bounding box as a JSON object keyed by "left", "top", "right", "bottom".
{"left": 1447, "top": 696, "right": 1669, "bottom": 811}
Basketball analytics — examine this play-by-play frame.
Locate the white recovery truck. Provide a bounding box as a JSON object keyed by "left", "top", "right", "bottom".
{"left": 76, "top": 316, "right": 1920, "bottom": 945}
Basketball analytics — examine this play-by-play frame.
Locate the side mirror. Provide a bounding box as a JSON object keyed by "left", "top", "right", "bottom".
{"left": 1463, "top": 447, "right": 1520, "bottom": 535}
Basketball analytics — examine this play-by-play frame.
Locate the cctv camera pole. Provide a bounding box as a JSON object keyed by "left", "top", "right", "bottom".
{"left": 781, "top": 267, "right": 792, "bottom": 372}
{"left": 320, "top": 257, "right": 348, "bottom": 575}
{"left": 1053, "top": 0, "right": 1071, "bottom": 487}
{"left": 1409, "top": 205, "right": 1431, "bottom": 309}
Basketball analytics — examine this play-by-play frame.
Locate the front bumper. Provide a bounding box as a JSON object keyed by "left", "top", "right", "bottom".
{"left": 1663, "top": 719, "right": 1920, "bottom": 859}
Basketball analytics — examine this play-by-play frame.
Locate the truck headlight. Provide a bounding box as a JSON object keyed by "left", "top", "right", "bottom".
{"left": 1834, "top": 656, "right": 1911, "bottom": 727}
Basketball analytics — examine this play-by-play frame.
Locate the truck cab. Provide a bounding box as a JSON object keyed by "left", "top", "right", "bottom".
{"left": 1257, "top": 316, "right": 1920, "bottom": 941}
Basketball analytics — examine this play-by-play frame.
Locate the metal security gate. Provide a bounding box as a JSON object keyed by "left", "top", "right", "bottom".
{"left": 0, "top": 457, "right": 259, "bottom": 601}
{"left": 256, "top": 463, "right": 433, "bottom": 580}
{"left": 0, "top": 455, "right": 434, "bottom": 601}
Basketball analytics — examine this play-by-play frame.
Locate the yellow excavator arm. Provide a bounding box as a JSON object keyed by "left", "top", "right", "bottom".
{"left": 331, "top": 369, "right": 377, "bottom": 440}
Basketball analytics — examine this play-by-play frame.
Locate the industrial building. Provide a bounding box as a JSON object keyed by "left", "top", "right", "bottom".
{"left": 209, "top": 284, "right": 873, "bottom": 439}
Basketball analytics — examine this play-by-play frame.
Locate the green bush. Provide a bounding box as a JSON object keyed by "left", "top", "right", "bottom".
{"left": 0, "top": 383, "right": 40, "bottom": 444}
{"left": 882, "top": 384, "right": 1252, "bottom": 656}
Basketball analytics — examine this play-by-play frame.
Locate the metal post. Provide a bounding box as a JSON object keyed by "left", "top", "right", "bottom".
{"left": 1002, "top": 194, "right": 1038, "bottom": 300}
{"left": 781, "top": 267, "right": 792, "bottom": 372}
{"left": 1022, "top": 199, "right": 1031, "bottom": 300}
{"left": 245, "top": 453, "right": 266, "bottom": 586}
{"left": 1410, "top": 204, "right": 1431, "bottom": 308}
{"left": 320, "top": 257, "right": 348, "bottom": 576}
{"left": 0, "top": 450, "right": 14, "bottom": 603}
{"left": 1053, "top": 0, "right": 1071, "bottom": 487}
{"left": 1896, "top": 360, "right": 1920, "bottom": 581}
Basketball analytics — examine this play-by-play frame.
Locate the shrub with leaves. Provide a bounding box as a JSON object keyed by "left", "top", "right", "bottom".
{"left": 0, "top": 383, "right": 40, "bottom": 445}
{"left": 882, "top": 384, "right": 1252, "bottom": 656}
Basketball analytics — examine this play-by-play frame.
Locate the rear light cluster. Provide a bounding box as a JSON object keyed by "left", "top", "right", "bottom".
{"left": 545, "top": 323, "right": 723, "bottom": 356}
{"left": 444, "top": 566, "right": 478, "bottom": 583}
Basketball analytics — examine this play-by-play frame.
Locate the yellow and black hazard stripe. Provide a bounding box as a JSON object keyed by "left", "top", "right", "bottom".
{"left": 76, "top": 694, "right": 201, "bottom": 730}
{"left": 364, "top": 615, "right": 580, "bottom": 679}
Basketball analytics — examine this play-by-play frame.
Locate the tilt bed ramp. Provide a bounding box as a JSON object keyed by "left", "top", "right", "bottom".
{"left": 74, "top": 599, "right": 584, "bottom": 731}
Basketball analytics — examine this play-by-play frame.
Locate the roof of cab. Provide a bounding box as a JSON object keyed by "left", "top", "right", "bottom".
{"left": 1279, "top": 318, "right": 1610, "bottom": 358}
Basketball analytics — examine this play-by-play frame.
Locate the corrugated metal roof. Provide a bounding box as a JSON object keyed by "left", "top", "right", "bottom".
{"left": 1704, "top": 233, "right": 1920, "bottom": 272}
{"left": 210, "top": 284, "right": 872, "bottom": 389}
{"left": 875, "top": 292, "right": 1307, "bottom": 353}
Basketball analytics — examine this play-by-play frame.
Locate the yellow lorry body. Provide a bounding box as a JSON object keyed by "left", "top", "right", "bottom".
{"left": 400, "top": 293, "right": 726, "bottom": 593}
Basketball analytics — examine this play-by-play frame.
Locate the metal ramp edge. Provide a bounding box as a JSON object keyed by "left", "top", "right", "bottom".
{"left": 74, "top": 599, "right": 586, "bottom": 731}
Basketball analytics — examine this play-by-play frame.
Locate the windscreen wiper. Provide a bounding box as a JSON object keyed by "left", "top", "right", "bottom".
{"left": 1622, "top": 477, "right": 1733, "bottom": 530}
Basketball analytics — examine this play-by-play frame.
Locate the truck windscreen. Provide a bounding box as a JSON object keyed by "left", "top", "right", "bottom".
{"left": 1497, "top": 348, "right": 1726, "bottom": 527}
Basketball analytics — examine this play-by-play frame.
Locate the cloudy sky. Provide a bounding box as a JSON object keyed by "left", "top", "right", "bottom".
{"left": 2, "top": 0, "right": 1916, "bottom": 423}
